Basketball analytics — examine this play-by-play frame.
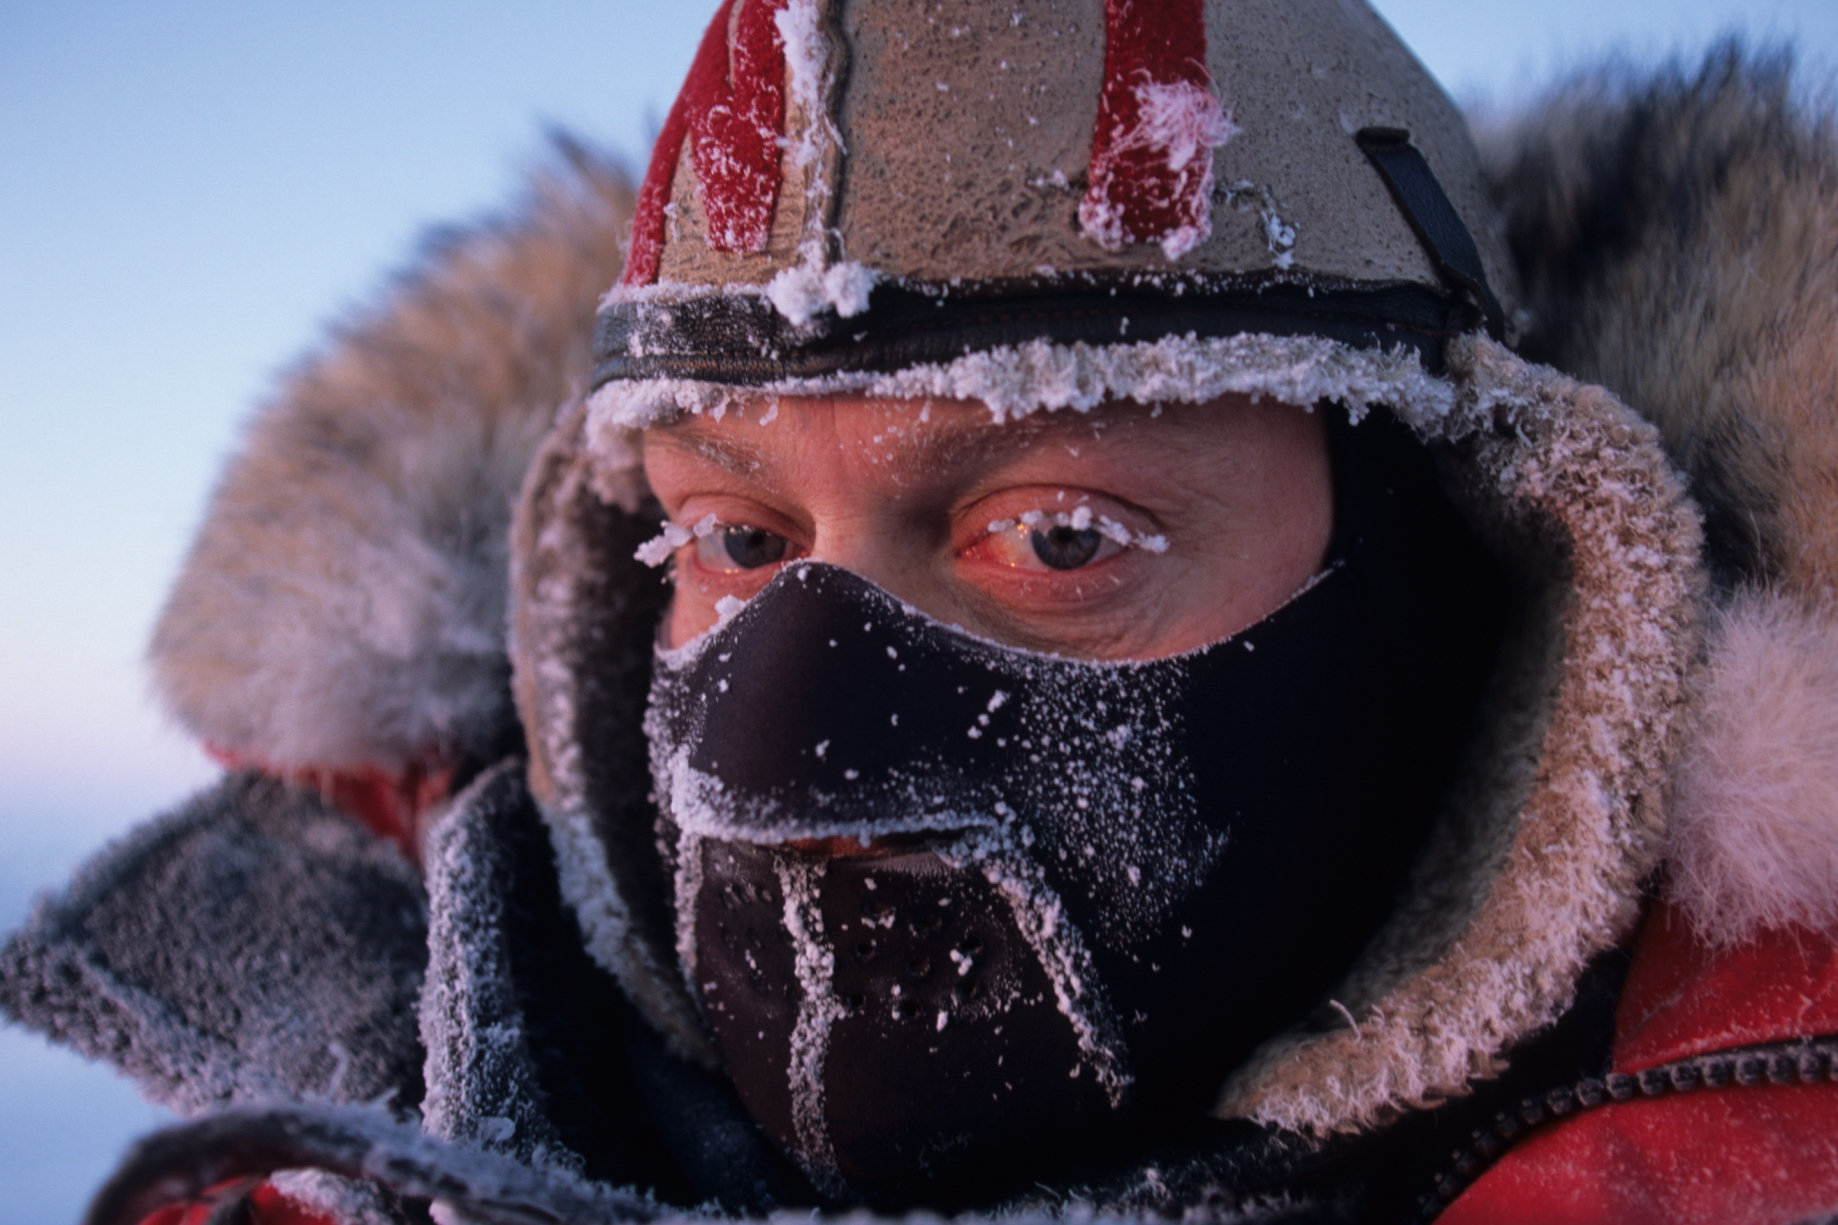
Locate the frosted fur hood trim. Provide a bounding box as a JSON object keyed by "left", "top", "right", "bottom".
{"left": 1481, "top": 50, "right": 1838, "bottom": 951}
{"left": 1213, "top": 337, "right": 1702, "bottom": 1132}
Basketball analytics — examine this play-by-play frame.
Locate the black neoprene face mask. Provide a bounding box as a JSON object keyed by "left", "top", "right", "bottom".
{"left": 642, "top": 412, "right": 1505, "bottom": 1206}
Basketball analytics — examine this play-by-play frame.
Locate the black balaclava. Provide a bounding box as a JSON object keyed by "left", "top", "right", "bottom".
{"left": 642, "top": 409, "right": 1505, "bottom": 1205}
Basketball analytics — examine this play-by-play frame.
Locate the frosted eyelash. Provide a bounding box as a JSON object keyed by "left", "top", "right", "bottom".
{"left": 985, "top": 507, "right": 1169, "bottom": 553}
{"left": 635, "top": 512, "right": 722, "bottom": 567}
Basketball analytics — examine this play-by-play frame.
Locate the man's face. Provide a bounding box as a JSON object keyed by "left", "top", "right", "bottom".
{"left": 631, "top": 394, "right": 1473, "bottom": 1195}
{"left": 641, "top": 393, "right": 1332, "bottom": 659}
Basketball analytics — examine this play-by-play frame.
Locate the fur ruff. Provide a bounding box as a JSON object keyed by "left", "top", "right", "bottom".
{"left": 1484, "top": 47, "right": 1838, "bottom": 595}
{"left": 1667, "top": 591, "right": 1838, "bottom": 944}
{"left": 1482, "top": 48, "right": 1838, "bottom": 948}
{"left": 148, "top": 139, "right": 636, "bottom": 775}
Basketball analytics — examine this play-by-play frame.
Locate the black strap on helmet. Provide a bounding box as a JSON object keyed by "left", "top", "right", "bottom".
{"left": 1356, "top": 127, "right": 1508, "bottom": 341}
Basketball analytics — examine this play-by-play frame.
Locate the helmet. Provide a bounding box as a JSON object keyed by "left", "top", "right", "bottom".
{"left": 588, "top": 0, "right": 1516, "bottom": 407}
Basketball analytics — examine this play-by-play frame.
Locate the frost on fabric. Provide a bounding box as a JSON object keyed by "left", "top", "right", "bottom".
{"left": 1262, "top": 204, "right": 1298, "bottom": 270}
{"left": 587, "top": 333, "right": 1462, "bottom": 434}
{"left": 642, "top": 565, "right": 1285, "bottom": 1120}
{"left": 765, "top": 258, "right": 879, "bottom": 327}
{"left": 267, "top": 1169, "right": 401, "bottom": 1225}
{"left": 521, "top": 461, "right": 714, "bottom": 1065}
{"left": 0, "top": 773, "right": 427, "bottom": 1118}
{"left": 686, "top": 0, "right": 786, "bottom": 254}
{"left": 1080, "top": 78, "right": 1240, "bottom": 259}
{"left": 586, "top": 366, "right": 759, "bottom": 434}
{"left": 763, "top": 0, "right": 871, "bottom": 331}
{"left": 580, "top": 420, "right": 648, "bottom": 514}
{"left": 420, "top": 763, "right": 575, "bottom": 1173}
{"left": 1220, "top": 180, "right": 1299, "bottom": 271}
{"left": 774, "top": 0, "right": 844, "bottom": 170}
{"left": 652, "top": 755, "right": 1136, "bottom": 1118}
{"left": 775, "top": 856, "right": 850, "bottom": 1195}
{"left": 953, "top": 830, "right": 1132, "bottom": 1103}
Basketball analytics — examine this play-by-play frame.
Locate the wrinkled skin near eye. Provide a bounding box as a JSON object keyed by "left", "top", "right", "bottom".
{"left": 641, "top": 393, "right": 1332, "bottom": 661}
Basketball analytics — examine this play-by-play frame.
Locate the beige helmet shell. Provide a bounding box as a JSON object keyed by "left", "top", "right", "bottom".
{"left": 591, "top": 0, "right": 1519, "bottom": 394}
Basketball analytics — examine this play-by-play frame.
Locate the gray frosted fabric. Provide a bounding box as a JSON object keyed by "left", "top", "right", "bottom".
{"left": 0, "top": 773, "right": 428, "bottom": 1115}
{"left": 420, "top": 762, "right": 579, "bottom": 1172}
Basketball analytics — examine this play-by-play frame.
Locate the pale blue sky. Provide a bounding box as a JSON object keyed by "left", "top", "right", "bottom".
{"left": 2, "top": 3, "right": 1835, "bottom": 1222}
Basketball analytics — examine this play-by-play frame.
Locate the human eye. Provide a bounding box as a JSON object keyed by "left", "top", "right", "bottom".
{"left": 634, "top": 512, "right": 798, "bottom": 576}
{"left": 693, "top": 523, "right": 792, "bottom": 573}
{"left": 972, "top": 504, "right": 1168, "bottom": 574}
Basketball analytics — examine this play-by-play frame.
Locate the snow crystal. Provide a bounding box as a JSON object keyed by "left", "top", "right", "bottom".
{"left": 775, "top": 856, "right": 850, "bottom": 1195}
{"left": 713, "top": 593, "right": 747, "bottom": 625}
{"left": 765, "top": 259, "right": 879, "bottom": 327}
{"left": 1138, "top": 79, "right": 1239, "bottom": 171}
{"left": 633, "top": 513, "right": 719, "bottom": 568}
{"left": 1264, "top": 207, "right": 1298, "bottom": 270}
{"left": 1079, "top": 78, "right": 1238, "bottom": 259}
{"left": 991, "top": 507, "right": 1168, "bottom": 553}
{"left": 774, "top": 0, "right": 829, "bottom": 164}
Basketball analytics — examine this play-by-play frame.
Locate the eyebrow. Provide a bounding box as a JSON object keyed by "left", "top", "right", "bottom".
{"left": 655, "top": 406, "right": 1091, "bottom": 487}
{"left": 653, "top": 426, "right": 768, "bottom": 478}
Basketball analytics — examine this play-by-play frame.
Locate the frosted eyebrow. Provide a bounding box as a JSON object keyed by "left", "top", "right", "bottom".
{"left": 652, "top": 406, "right": 1082, "bottom": 487}
{"left": 647, "top": 426, "right": 767, "bottom": 478}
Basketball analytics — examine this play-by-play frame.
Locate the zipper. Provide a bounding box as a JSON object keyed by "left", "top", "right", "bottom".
{"left": 1410, "top": 1036, "right": 1838, "bottom": 1224}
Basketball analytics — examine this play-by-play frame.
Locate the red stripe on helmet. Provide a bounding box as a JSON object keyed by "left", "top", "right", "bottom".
{"left": 1080, "top": 0, "right": 1225, "bottom": 259}
{"left": 624, "top": 0, "right": 790, "bottom": 286}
